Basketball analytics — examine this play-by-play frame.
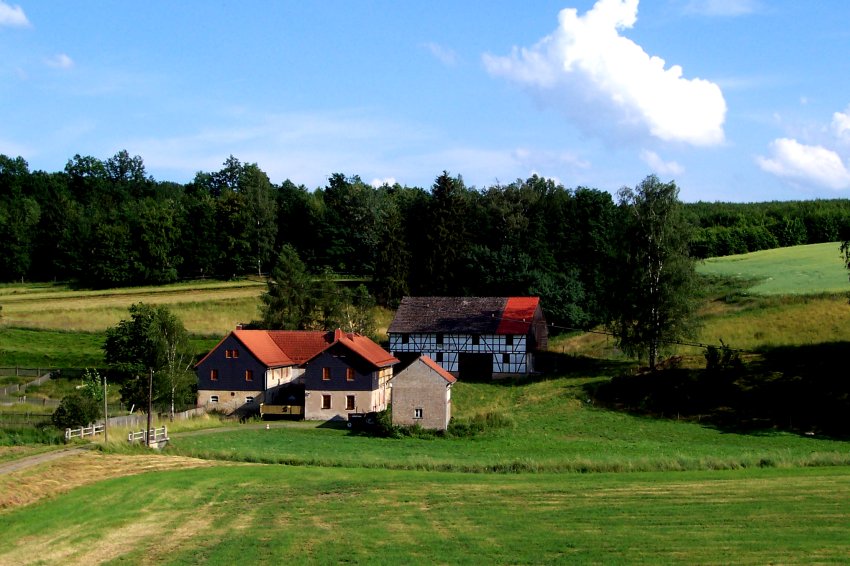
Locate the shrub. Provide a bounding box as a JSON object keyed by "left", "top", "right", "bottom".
{"left": 51, "top": 392, "right": 102, "bottom": 429}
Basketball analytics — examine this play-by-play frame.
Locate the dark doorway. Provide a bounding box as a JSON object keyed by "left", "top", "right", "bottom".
{"left": 458, "top": 353, "right": 492, "bottom": 381}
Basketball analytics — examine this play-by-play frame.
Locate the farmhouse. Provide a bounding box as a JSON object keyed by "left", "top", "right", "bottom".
{"left": 195, "top": 328, "right": 398, "bottom": 420}
{"left": 390, "top": 355, "right": 456, "bottom": 431}
{"left": 387, "top": 296, "right": 548, "bottom": 379}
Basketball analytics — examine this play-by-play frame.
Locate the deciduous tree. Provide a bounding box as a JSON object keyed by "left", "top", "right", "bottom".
{"left": 608, "top": 175, "right": 698, "bottom": 370}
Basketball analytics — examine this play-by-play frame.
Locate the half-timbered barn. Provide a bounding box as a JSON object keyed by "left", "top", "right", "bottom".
{"left": 195, "top": 328, "right": 397, "bottom": 420}
{"left": 387, "top": 296, "right": 548, "bottom": 379}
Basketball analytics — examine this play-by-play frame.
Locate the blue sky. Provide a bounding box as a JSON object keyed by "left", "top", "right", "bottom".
{"left": 3, "top": 0, "right": 850, "bottom": 202}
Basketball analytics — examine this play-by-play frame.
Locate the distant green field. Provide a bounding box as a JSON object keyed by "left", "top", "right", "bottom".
{"left": 698, "top": 242, "right": 848, "bottom": 295}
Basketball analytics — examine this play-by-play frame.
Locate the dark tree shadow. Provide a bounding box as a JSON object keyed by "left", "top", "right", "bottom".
{"left": 586, "top": 342, "right": 850, "bottom": 438}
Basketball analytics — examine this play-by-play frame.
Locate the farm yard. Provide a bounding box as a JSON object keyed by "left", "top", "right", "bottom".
{"left": 1, "top": 243, "right": 849, "bottom": 563}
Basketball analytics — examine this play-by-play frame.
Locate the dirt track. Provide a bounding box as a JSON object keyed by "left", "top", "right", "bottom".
{"left": 0, "top": 446, "right": 90, "bottom": 476}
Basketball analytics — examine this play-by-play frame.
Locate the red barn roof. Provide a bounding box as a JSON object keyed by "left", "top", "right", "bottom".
{"left": 388, "top": 296, "right": 542, "bottom": 335}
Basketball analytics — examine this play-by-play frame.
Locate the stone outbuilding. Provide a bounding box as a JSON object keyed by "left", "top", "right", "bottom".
{"left": 390, "top": 355, "right": 456, "bottom": 431}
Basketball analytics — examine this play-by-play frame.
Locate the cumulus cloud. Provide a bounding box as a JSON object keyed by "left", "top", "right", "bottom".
{"left": 831, "top": 109, "right": 850, "bottom": 143}
{"left": 483, "top": 0, "right": 726, "bottom": 147}
{"left": 423, "top": 42, "right": 458, "bottom": 66}
{"left": 0, "top": 1, "right": 28, "bottom": 27}
{"left": 45, "top": 53, "right": 74, "bottom": 69}
{"left": 640, "top": 149, "right": 684, "bottom": 175}
{"left": 757, "top": 138, "right": 850, "bottom": 191}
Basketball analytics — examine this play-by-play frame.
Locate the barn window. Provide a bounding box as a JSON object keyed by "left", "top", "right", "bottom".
{"left": 245, "top": 369, "right": 253, "bottom": 382}
{"left": 414, "top": 408, "right": 423, "bottom": 419}
{"left": 321, "top": 394, "right": 332, "bottom": 409}
{"left": 346, "top": 395, "right": 355, "bottom": 410}
{"left": 435, "top": 352, "right": 443, "bottom": 363}
{"left": 436, "top": 333, "right": 444, "bottom": 345}
{"left": 401, "top": 334, "right": 409, "bottom": 344}
{"left": 502, "top": 354, "right": 511, "bottom": 364}
{"left": 225, "top": 349, "right": 231, "bottom": 358}
{"left": 471, "top": 334, "right": 480, "bottom": 346}
{"left": 346, "top": 368, "right": 355, "bottom": 381}
{"left": 209, "top": 395, "right": 219, "bottom": 403}
{"left": 505, "top": 335, "right": 513, "bottom": 346}
{"left": 232, "top": 349, "right": 239, "bottom": 358}
{"left": 322, "top": 367, "right": 331, "bottom": 381}
{"left": 210, "top": 369, "right": 218, "bottom": 381}
{"left": 246, "top": 396, "right": 254, "bottom": 404}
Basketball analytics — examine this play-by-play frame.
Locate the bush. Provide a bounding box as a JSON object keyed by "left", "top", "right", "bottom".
{"left": 51, "top": 392, "right": 102, "bottom": 429}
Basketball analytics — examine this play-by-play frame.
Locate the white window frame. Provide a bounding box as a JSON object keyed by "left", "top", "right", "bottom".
{"left": 414, "top": 408, "right": 423, "bottom": 419}
{"left": 210, "top": 395, "right": 219, "bottom": 403}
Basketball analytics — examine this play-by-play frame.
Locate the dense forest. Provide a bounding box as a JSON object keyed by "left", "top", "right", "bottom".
{"left": 2, "top": 151, "right": 850, "bottom": 330}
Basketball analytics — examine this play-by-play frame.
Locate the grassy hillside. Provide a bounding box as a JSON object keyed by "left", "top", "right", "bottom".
{"left": 0, "top": 279, "right": 264, "bottom": 335}
{"left": 698, "top": 241, "right": 848, "bottom": 295}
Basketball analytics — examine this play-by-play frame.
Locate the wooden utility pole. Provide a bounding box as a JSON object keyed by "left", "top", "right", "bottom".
{"left": 103, "top": 373, "right": 108, "bottom": 444}
{"left": 147, "top": 369, "right": 153, "bottom": 447}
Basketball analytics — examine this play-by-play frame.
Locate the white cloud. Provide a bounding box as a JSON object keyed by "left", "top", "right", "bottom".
{"left": 483, "top": 0, "right": 726, "bottom": 147}
{"left": 831, "top": 109, "right": 850, "bottom": 143}
{"left": 683, "top": 0, "right": 760, "bottom": 17}
{"left": 45, "top": 53, "right": 74, "bottom": 69}
{"left": 0, "top": 1, "right": 28, "bottom": 27}
{"left": 756, "top": 138, "right": 850, "bottom": 191}
{"left": 423, "top": 42, "right": 458, "bottom": 67}
{"left": 370, "top": 177, "right": 397, "bottom": 188}
{"left": 640, "top": 149, "right": 684, "bottom": 175}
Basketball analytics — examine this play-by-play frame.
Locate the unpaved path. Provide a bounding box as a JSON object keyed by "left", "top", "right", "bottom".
{"left": 0, "top": 446, "right": 91, "bottom": 476}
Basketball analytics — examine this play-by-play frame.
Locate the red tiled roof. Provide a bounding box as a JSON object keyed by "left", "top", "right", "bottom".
{"left": 267, "top": 330, "right": 331, "bottom": 364}
{"left": 420, "top": 355, "right": 457, "bottom": 383}
{"left": 199, "top": 328, "right": 397, "bottom": 370}
{"left": 496, "top": 297, "right": 540, "bottom": 334}
{"left": 334, "top": 329, "right": 399, "bottom": 368}
{"left": 233, "top": 330, "right": 293, "bottom": 367}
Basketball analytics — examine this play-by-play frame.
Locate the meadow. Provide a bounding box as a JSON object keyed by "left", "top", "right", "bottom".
{"left": 698, "top": 241, "right": 848, "bottom": 295}
{"left": 1, "top": 243, "right": 849, "bottom": 563}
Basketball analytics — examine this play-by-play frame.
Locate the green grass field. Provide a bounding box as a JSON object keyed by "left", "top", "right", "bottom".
{"left": 2, "top": 462, "right": 849, "bottom": 564}
{"left": 698, "top": 241, "right": 849, "bottom": 295}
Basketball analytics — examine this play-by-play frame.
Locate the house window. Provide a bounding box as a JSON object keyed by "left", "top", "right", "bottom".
{"left": 414, "top": 408, "right": 423, "bottom": 419}
{"left": 246, "top": 396, "right": 254, "bottom": 404}
{"left": 322, "top": 367, "right": 331, "bottom": 381}
{"left": 502, "top": 354, "right": 511, "bottom": 364}
{"left": 401, "top": 334, "right": 409, "bottom": 344}
{"left": 232, "top": 349, "right": 239, "bottom": 358}
{"left": 346, "top": 368, "right": 355, "bottom": 381}
{"left": 436, "top": 333, "right": 444, "bottom": 345}
{"left": 321, "top": 394, "right": 332, "bottom": 409}
{"left": 505, "top": 335, "right": 513, "bottom": 346}
{"left": 210, "top": 395, "right": 219, "bottom": 403}
{"left": 435, "top": 352, "right": 443, "bottom": 363}
{"left": 225, "top": 349, "right": 231, "bottom": 358}
{"left": 210, "top": 369, "right": 218, "bottom": 381}
{"left": 471, "top": 334, "right": 480, "bottom": 346}
{"left": 346, "top": 395, "right": 355, "bottom": 410}
{"left": 245, "top": 369, "right": 253, "bottom": 382}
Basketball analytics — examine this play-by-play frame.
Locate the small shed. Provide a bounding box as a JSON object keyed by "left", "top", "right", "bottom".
{"left": 390, "top": 355, "right": 456, "bottom": 431}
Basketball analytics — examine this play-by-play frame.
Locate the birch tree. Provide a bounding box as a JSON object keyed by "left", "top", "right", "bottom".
{"left": 609, "top": 175, "right": 698, "bottom": 370}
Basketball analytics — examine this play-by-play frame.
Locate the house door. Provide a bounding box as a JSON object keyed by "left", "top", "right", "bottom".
{"left": 458, "top": 353, "right": 492, "bottom": 381}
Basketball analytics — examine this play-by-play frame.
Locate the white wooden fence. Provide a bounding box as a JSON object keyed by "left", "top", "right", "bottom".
{"left": 128, "top": 426, "right": 168, "bottom": 444}
{"left": 65, "top": 423, "right": 105, "bottom": 441}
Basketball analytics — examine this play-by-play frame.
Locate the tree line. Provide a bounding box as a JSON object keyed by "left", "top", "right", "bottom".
{"left": 2, "top": 151, "right": 849, "bottom": 332}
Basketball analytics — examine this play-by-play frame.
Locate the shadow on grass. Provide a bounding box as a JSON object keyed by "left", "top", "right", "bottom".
{"left": 587, "top": 341, "right": 850, "bottom": 439}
